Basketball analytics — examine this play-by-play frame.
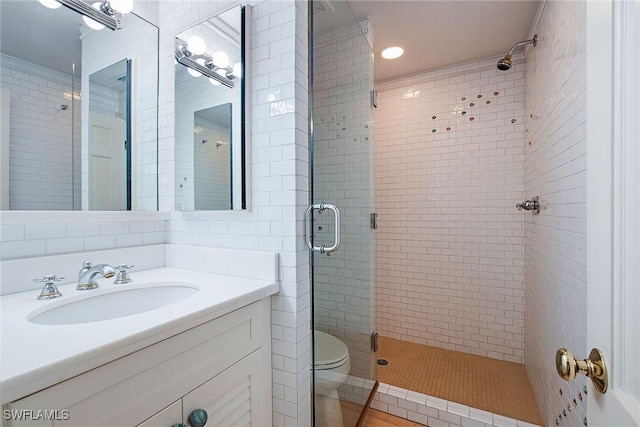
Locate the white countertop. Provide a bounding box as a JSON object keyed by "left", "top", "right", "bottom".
{"left": 0, "top": 267, "right": 279, "bottom": 404}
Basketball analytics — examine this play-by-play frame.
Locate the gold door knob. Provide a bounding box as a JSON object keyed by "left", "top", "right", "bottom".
{"left": 555, "top": 348, "right": 608, "bottom": 394}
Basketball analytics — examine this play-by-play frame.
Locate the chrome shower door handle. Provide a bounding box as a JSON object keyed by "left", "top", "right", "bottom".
{"left": 305, "top": 202, "right": 341, "bottom": 254}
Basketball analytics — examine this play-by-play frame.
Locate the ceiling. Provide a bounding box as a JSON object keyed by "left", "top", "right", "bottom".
{"left": 1, "top": 1, "right": 540, "bottom": 83}
{"left": 0, "top": 0, "right": 83, "bottom": 75}
{"left": 315, "top": 0, "right": 540, "bottom": 82}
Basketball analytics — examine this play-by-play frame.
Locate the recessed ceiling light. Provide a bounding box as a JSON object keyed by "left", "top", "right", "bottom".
{"left": 381, "top": 47, "right": 404, "bottom": 60}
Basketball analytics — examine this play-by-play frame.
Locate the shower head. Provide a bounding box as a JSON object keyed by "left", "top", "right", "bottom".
{"left": 497, "top": 34, "right": 538, "bottom": 71}
{"left": 497, "top": 54, "right": 512, "bottom": 71}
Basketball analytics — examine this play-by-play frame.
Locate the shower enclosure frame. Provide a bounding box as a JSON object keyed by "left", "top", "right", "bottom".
{"left": 308, "top": 1, "right": 378, "bottom": 425}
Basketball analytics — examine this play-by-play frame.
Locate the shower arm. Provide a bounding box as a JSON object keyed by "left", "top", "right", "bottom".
{"left": 506, "top": 35, "right": 538, "bottom": 56}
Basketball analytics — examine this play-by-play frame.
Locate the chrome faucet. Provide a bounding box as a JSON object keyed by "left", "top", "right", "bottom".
{"left": 113, "top": 264, "right": 134, "bottom": 284}
{"left": 35, "top": 275, "right": 64, "bottom": 300}
{"left": 77, "top": 260, "right": 116, "bottom": 290}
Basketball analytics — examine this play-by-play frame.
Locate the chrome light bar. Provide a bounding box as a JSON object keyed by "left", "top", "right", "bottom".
{"left": 174, "top": 42, "right": 235, "bottom": 89}
{"left": 57, "top": 0, "right": 120, "bottom": 30}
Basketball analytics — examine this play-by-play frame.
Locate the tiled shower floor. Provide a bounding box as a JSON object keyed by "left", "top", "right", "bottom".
{"left": 377, "top": 336, "right": 543, "bottom": 426}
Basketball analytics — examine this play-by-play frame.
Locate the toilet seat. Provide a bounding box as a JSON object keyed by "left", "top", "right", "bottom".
{"left": 314, "top": 330, "right": 349, "bottom": 371}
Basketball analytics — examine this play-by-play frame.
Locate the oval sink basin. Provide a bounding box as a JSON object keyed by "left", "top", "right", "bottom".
{"left": 29, "top": 283, "right": 199, "bottom": 325}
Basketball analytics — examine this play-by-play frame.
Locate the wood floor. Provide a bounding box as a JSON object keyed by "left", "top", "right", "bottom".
{"left": 377, "top": 336, "right": 543, "bottom": 426}
{"left": 334, "top": 400, "right": 423, "bottom": 427}
{"left": 362, "top": 409, "right": 425, "bottom": 426}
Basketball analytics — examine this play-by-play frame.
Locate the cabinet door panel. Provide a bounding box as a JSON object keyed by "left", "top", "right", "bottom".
{"left": 136, "top": 400, "right": 181, "bottom": 427}
{"left": 182, "top": 349, "right": 271, "bottom": 427}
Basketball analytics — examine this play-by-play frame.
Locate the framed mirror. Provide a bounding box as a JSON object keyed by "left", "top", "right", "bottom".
{"left": 0, "top": 0, "right": 158, "bottom": 211}
{"left": 174, "top": 4, "right": 250, "bottom": 211}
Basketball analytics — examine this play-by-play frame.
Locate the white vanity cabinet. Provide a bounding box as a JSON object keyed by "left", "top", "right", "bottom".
{"left": 3, "top": 299, "right": 272, "bottom": 427}
{"left": 138, "top": 350, "right": 269, "bottom": 427}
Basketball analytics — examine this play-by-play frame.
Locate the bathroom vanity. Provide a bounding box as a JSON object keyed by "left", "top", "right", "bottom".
{"left": 1, "top": 253, "right": 278, "bottom": 427}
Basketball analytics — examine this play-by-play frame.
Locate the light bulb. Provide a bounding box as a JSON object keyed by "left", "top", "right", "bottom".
{"left": 38, "top": 0, "right": 61, "bottom": 9}
{"left": 108, "top": 0, "right": 133, "bottom": 13}
{"left": 187, "top": 36, "right": 206, "bottom": 55}
{"left": 187, "top": 58, "right": 205, "bottom": 77}
{"left": 209, "top": 78, "right": 221, "bottom": 86}
{"left": 212, "top": 51, "right": 229, "bottom": 68}
{"left": 83, "top": 3, "right": 106, "bottom": 30}
{"left": 216, "top": 68, "right": 227, "bottom": 77}
{"left": 232, "top": 62, "right": 242, "bottom": 79}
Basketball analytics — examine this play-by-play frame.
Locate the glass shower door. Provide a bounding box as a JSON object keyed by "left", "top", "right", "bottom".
{"left": 310, "top": 1, "right": 376, "bottom": 425}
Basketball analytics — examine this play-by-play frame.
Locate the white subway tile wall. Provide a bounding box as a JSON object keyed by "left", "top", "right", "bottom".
{"left": 89, "top": 84, "right": 123, "bottom": 118}
{"left": 0, "top": 54, "right": 81, "bottom": 210}
{"left": 375, "top": 56, "right": 526, "bottom": 363}
{"left": 193, "top": 120, "right": 232, "bottom": 210}
{"left": 0, "top": 213, "right": 166, "bottom": 264}
{"left": 523, "top": 3, "right": 589, "bottom": 427}
{"left": 158, "top": 1, "right": 311, "bottom": 425}
{"left": 312, "top": 19, "right": 376, "bottom": 404}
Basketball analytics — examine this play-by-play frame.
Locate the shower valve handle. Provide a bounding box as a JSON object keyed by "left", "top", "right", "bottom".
{"left": 515, "top": 196, "right": 540, "bottom": 214}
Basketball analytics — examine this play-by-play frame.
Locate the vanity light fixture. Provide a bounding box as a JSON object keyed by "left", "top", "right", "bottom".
{"left": 38, "top": 0, "right": 62, "bottom": 9}
{"left": 187, "top": 36, "right": 207, "bottom": 55}
{"left": 83, "top": 3, "right": 106, "bottom": 30}
{"left": 381, "top": 46, "right": 404, "bottom": 59}
{"left": 187, "top": 58, "right": 207, "bottom": 78}
{"left": 175, "top": 37, "right": 237, "bottom": 88}
{"left": 44, "top": 0, "right": 135, "bottom": 31}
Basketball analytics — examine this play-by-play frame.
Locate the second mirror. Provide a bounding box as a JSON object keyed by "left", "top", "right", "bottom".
{"left": 174, "top": 4, "right": 250, "bottom": 211}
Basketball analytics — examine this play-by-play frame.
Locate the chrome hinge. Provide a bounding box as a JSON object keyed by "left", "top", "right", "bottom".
{"left": 370, "top": 89, "right": 377, "bottom": 108}
{"left": 371, "top": 332, "right": 379, "bottom": 352}
{"left": 370, "top": 213, "right": 378, "bottom": 230}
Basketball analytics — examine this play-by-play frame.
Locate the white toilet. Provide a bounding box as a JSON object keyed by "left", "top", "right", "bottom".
{"left": 314, "top": 330, "right": 351, "bottom": 425}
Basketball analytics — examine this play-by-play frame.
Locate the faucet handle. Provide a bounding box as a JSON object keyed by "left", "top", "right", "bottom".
{"left": 113, "top": 265, "right": 134, "bottom": 284}
{"left": 34, "top": 275, "right": 64, "bottom": 300}
{"left": 34, "top": 275, "right": 65, "bottom": 284}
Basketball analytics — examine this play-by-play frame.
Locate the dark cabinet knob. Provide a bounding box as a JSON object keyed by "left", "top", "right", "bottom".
{"left": 188, "top": 409, "right": 208, "bottom": 427}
